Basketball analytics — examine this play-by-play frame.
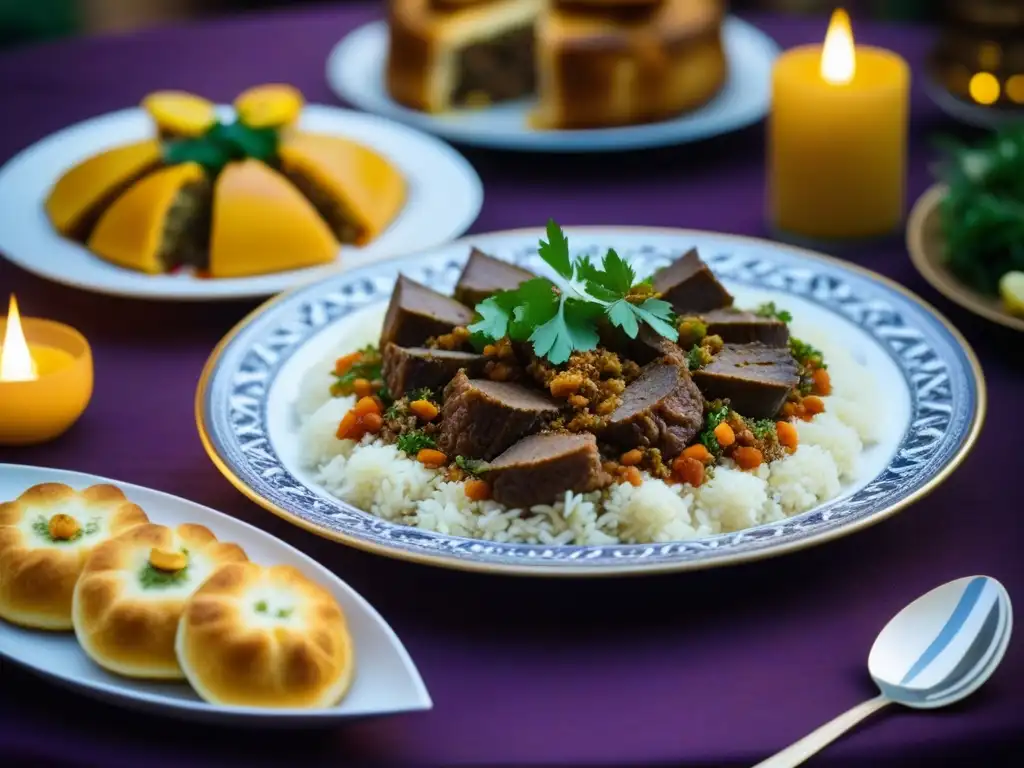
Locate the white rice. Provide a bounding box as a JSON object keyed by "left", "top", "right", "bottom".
{"left": 295, "top": 332, "right": 880, "bottom": 545}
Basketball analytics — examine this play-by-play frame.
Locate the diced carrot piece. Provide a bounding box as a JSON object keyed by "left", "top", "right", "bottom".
{"left": 674, "top": 456, "right": 705, "bottom": 487}
{"left": 682, "top": 444, "right": 712, "bottom": 464}
{"left": 362, "top": 412, "right": 383, "bottom": 433}
{"left": 410, "top": 399, "right": 439, "bottom": 422}
{"left": 353, "top": 378, "right": 373, "bottom": 398}
{"left": 622, "top": 466, "right": 643, "bottom": 487}
{"left": 776, "top": 420, "right": 798, "bottom": 452}
{"left": 417, "top": 448, "right": 448, "bottom": 469}
{"left": 620, "top": 449, "right": 643, "bottom": 466}
{"left": 335, "top": 410, "right": 361, "bottom": 440}
{"left": 714, "top": 422, "right": 735, "bottom": 447}
{"left": 733, "top": 446, "right": 763, "bottom": 470}
{"left": 803, "top": 396, "right": 825, "bottom": 416}
{"left": 334, "top": 351, "right": 361, "bottom": 375}
{"left": 464, "top": 478, "right": 491, "bottom": 501}
{"left": 812, "top": 368, "right": 832, "bottom": 396}
{"left": 354, "top": 396, "right": 380, "bottom": 417}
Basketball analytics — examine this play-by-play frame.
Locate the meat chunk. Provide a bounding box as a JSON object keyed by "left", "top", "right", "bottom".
{"left": 438, "top": 371, "right": 559, "bottom": 460}
{"left": 652, "top": 249, "right": 733, "bottom": 313}
{"left": 602, "top": 362, "right": 704, "bottom": 459}
{"left": 380, "top": 274, "right": 475, "bottom": 348}
{"left": 488, "top": 433, "right": 609, "bottom": 508}
{"left": 382, "top": 343, "right": 485, "bottom": 398}
{"left": 700, "top": 308, "right": 789, "bottom": 347}
{"left": 623, "top": 325, "right": 689, "bottom": 367}
{"left": 692, "top": 343, "right": 799, "bottom": 418}
{"left": 454, "top": 247, "right": 535, "bottom": 308}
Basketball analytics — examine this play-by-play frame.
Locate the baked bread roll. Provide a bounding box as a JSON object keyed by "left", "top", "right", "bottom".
{"left": 176, "top": 562, "right": 355, "bottom": 708}
{"left": 72, "top": 523, "right": 248, "bottom": 679}
{"left": 0, "top": 483, "right": 149, "bottom": 630}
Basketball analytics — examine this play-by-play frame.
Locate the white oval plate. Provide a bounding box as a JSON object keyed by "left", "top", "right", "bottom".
{"left": 0, "top": 105, "right": 483, "bottom": 301}
{"left": 196, "top": 227, "right": 985, "bottom": 577}
{"left": 0, "top": 464, "right": 431, "bottom": 725}
{"left": 325, "top": 18, "right": 780, "bottom": 153}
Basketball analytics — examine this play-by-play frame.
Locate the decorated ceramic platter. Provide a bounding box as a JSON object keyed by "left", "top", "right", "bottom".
{"left": 325, "top": 17, "right": 779, "bottom": 153}
{"left": 0, "top": 101, "right": 482, "bottom": 301}
{"left": 0, "top": 464, "right": 431, "bottom": 725}
{"left": 196, "top": 226, "right": 985, "bottom": 577}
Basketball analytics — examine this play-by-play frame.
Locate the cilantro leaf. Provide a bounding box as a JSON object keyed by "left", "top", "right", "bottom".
{"left": 530, "top": 296, "right": 600, "bottom": 365}
{"left": 538, "top": 219, "right": 573, "bottom": 280}
{"left": 468, "top": 296, "right": 511, "bottom": 340}
{"left": 574, "top": 256, "right": 621, "bottom": 302}
{"left": 509, "top": 278, "right": 559, "bottom": 340}
{"left": 396, "top": 431, "right": 436, "bottom": 455}
{"left": 599, "top": 248, "right": 636, "bottom": 295}
{"left": 607, "top": 299, "right": 640, "bottom": 338}
{"left": 632, "top": 298, "right": 679, "bottom": 341}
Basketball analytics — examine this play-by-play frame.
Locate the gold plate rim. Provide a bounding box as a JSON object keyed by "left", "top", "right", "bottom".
{"left": 195, "top": 226, "right": 988, "bottom": 578}
{"left": 907, "top": 182, "right": 1024, "bottom": 333}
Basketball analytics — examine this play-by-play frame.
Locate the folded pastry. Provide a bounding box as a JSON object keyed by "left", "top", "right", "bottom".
{"left": 72, "top": 523, "right": 248, "bottom": 679}
{"left": 208, "top": 159, "right": 339, "bottom": 278}
{"left": 0, "top": 483, "right": 149, "bottom": 630}
{"left": 176, "top": 562, "right": 355, "bottom": 708}
{"left": 44, "top": 139, "right": 163, "bottom": 240}
{"left": 278, "top": 132, "right": 406, "bottom": 246}
{"left": 87, "top": 162, "right": 211, "bottom": 275}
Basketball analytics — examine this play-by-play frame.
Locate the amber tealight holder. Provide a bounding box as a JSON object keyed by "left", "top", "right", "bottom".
{"left": 0, "top": 313, "right": 93, "bottom": 446}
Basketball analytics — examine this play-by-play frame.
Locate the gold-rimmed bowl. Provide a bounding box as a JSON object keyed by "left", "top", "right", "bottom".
{"left": 907, "top": 182, "right": 1024, "bottom": 333}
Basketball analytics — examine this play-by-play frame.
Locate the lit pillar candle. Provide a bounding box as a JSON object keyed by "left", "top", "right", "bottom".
{"left": 768, "top": 9, "right": 911, "bottom": 239}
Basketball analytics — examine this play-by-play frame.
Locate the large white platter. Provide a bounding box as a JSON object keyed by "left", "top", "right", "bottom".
{"left": 0, "top": 464, "right": 431, "bottom": 725}
{"left": 0, "top": 105, "right": 482, "bottom": 301}
{"left": 325, "top": 18, "right": 780, "bottom": 153}
{"left": 196, "top": 227, "right": 985, "bottom": 576}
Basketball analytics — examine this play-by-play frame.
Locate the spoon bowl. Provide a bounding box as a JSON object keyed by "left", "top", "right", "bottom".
{"left": 869, "top": 575, "right": 1012, "bottom": 710}
{"left": 755, "top": 575, "right": 1013, "bottom": 767}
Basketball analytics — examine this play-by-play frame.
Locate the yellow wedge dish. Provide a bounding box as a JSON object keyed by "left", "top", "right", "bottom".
{"left": 278, "top": 132, "right": 406, "bottom": 245}
{"left": 208, "top": 159, "right": 339, "bottom": 278}
{"left": 45, "top": 139, "right": 163, "bottom": 240}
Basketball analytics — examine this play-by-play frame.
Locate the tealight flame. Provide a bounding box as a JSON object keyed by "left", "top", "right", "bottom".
{"left": 0, "top": 295, "right": 38, "bottom": 382}
{"left": 821, "top": 8, "right": 856, "bottom": 85}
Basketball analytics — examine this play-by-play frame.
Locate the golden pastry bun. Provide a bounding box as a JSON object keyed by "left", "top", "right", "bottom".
{"left": 176, "top": 562, "right": 355, "bottom": 708}
{"left": 0, "top": 483, "right": 149, "bottom": 630}
{"left": 72, "top": 523, "right": 248, "bottom": 679}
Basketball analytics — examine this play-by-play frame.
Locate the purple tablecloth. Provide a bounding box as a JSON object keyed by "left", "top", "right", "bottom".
{"left": 0, "top": 4, "right": 1020, "bottom": 766}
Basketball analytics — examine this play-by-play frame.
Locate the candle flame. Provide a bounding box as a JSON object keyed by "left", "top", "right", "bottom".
{"left": 0, "top": 295, "right": 38, "bottom": 382}
{"left": 821, "top": 8, "right": 856, "bottom": 85}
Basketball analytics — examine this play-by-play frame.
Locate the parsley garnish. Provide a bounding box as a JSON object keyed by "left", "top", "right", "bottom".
{"left": 139, "top": 563, "right": 189, "bottom": 589}
{"left": 755, "top": 302, "right": 793, "bottom": 323}
{"left": 397, "top": 430, "right": 436, "bottom": 455}
{"left": 31, "top": 515, "right": 99, "bottom": 543}
{"left": 455, "top": 456, "right": 490, "bottom": 475}
{"left": 331, "top": 345, "right": 383, "bottom": 396}
{"left": 789, "top": 338, "right": 826, "bottom": 369}
{"left": 747, "top": 418, "right": 777, "bottom": 440}
{"left": 699, "top": 402, "right": 731, "bottom": 454}
{"left": 468, "top": 220, "right": 678, "bottom": 364}
{"left": 408, "top": 388, "right": 436, "bottom": 403}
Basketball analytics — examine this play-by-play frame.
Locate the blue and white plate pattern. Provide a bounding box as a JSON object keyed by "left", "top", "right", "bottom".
{"left": 197, "top": 228, "right": 985, "bottom": 576}
{"left": 324, "top": 18, "right": 779, "bottom": 153}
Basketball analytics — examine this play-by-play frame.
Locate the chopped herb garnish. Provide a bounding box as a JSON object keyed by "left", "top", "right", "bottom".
{"left": 255, "top": 600, "right": 268, "bottom": 613}
{"left": 397, "top": 430, "right": 436, "bottom": 455}
{"left": 31, "top": 515, "right": 99, "bottom": 543}
{"left": 755, "top": 302, "right": 793, "bottom": 323}
{"left": 468, "top": 220, "right": 678, "bottom": 364}
{"left": 686, "top": 344, "right": 712, "bottom": 371}
{"left": 455, "top": 455, "right": 490, "bottom": 475}
{"left": 789, "top": 338, "right": 826, "bottom": 369}
{"left": 747, "top": 418, "right": 777, "bottom": 440}
{"left": 699, "top": 402, "right": 731, "bottom": 454}
{"left": 409, "top": 387, "right": 436, "bottom": 403}
{"left": 139, "top": 563, "right": 189, "bottom": 589}
{"left": 275, "top": 607, "right": 293, "bottom": 619}
{"left": 331, "top": 345, "right": 383, "bottom": 397}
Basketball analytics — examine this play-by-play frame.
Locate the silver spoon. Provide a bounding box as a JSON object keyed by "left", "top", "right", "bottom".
{"left": 754, "top": 575, "right": 1013, "bottom": 768}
